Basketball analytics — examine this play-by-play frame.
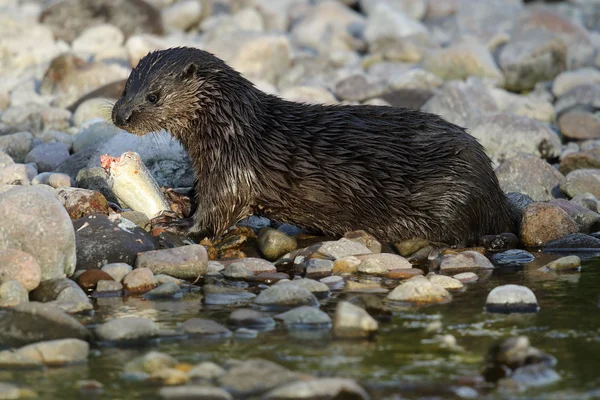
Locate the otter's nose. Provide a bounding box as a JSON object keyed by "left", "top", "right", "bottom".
{"left": 114, "top": 108, "right": 132, "bottom": 126}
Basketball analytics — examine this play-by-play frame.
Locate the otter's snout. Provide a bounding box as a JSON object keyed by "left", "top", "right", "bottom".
{"left": 113, "top": 104, "right": 133, "bottom": 127}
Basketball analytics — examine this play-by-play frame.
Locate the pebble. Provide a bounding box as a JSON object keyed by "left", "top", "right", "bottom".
{"left": 143, "top": 282, "right": 183, "bottom": 300}
{"left": 313, "top": 238, "right": 372, "bottom": 259}
{"left": 0, "top": 280, "right": 29, "bottom": 307}
{"left": 365, "top": 3, "right": 427, "bottom": 45}
{"left": 357, "top": 253, "right": 412, "bottom": 276}
{"left": 224, "top": 258, "right": 276, "bottom": 275}
{"left": 544, "top": 233, "right": 600, "bottom": 249}
{"left": 386, "top": 275, "right": 452, "bottom": 304}
{"left": 332, "top": 256, "right": 362, "bottom": 275}
{"left": 561, "top": 169, "right": 600, "bottom": 199}
{"left": 222, "top": 263, "right": 255, "bottom": 279}
{"left": 54, "top": 187, "right": 109, "bottom": 219}
{"left": 520, "top": 203, "right": 578, "bottom": 247}
{"left": 275, "top": 306, "right": 332, "bottom": 330}
{"left": 32, "top": 172, "right": 73, "bottom": 188}
{"left": 218, "top": 359, "right": 299, "bottom": 398}
{"left": 540, "top": 256, "right": 581, "bottom": 272}
{"left": 95, "top": 317, "right": 160, "bottom": 343}
{"left": 439, "top": 251, "right": 494, "bottom": 271}
{"left": 428, "top": 274, "right": 464, "bottom": 290}
{"left": 75, "top": 380, "right": 104, "bottom": 394}
{"left": 320, "top": 275, "right": 345, "bottom": 290}
{"left": 228, "top": 309, "right": 275, "bottom": 331}
{"left": 453, "top": 272, "right": 478, "bottom": 283}
{"left": 491, "top": 249, "right": 536, "bottom": 267}
{"left": 202, "top": 284, "right": 256, "bottom": 306}
{"left": 264, "top": 377, "right": 369, "bottom": 399}
{"left": 553, "top": 68, "right": 600, "bottom": 97}
{"left": 135, "top": 244, "right": 208, "bottom": 280}
{"left": 284, "top": 278, "right": 330, "bottom": 297}
{"left": 0, "top": 302, "right": 90, "bottom": 346}
{"left": 343, "top": 230, "right": 382, "bottom": 253}
{"left": 254, "top": 284, "right": 319, "bottom": 310}
{"left": 188, "top": 361, "right": 227, "bottom": 381}
{"left": 0, "top": 151, "right": 13, "bottom": 169}
{"left": 30, "top": 278, "right": 92, "bottom": 312}
{"left": 333, "top": 301, "right": 378, "bottom": 339}
{"left": 0, "top": 131, "right": 34, "bottom": 162}
{"left": 95, "top": 280, "right": 123, "bottom": 295}
{"left": 161, "top": 0, "right": 203, "bottom": 32}
{"left": 24, "top": 141, "right": 70, "bottom": 173}
{"left": 496, "top": 154, "right": 566, "bottom": 201}
{"left": 15, "top": 338, "right": 89, "bottom": 366}
{"left": 0, "top": 248, "right": 41, "bottom": 291}
{"left": 124, "top": 351, "right": 178, "bottom": 375}
{"left": 73, "top": 214, "right": 157, "bottom": 270}
{"left": 182, "top": 318, "right": 232, "bottom": 339}
{"left": 551, "top": 198, "right": 600, "bottom": 234}
{"left": 0, "top": 383, "right": 19, "bottom": 399}
{"left": 485, "top": 285, "right": 539, "bottom": 313}
{"left": 123, "top": 268, "right": 158, "bottom": 294}
{"left": 559, "top": 110, "right": 600, "bottom": 141}
{"left": 101, "top": 263, "right": 132, "bottom": 282}
{"left": 305, "top": 258, "right": 334, "bottom": 279}
{"left": 386, "top": 268, "right": 424, "bottom": 279}
{"left": 257, "top": 227, "right": 297, "bottom": 261}
{"left": 0, "top": 186, "right": 76, "bottom": 281}
{"left": 0, "top": 163, "right": 37, "bottom": 185}
{"left": 76, "top": 269, "right": 114, "bottom": 292}
{"left": 159, "top": 386, "right": 233, "bottom": 400}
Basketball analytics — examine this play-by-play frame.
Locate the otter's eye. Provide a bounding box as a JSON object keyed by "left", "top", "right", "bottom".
{"left": 147, "top": 93, "right": 158, "bottom": 104}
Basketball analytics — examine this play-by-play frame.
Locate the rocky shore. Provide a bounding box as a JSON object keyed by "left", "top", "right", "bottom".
{"left": 1, "top": 0, "right": 600, "bottom": 399}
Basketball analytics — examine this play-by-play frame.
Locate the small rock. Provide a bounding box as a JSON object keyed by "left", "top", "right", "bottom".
{"left": 544, "top": 233, "right": 600, "bottom": 249}
{"left": 228, "top": 309, "right": 275, "bottom": 331}
{"left": 264, "top": 377, "right": 369, "bottom": 400}
{"left": 182, "top": 318, "right": 232, "bottom": 338}
{"left": 0, "top": 163, "right": 37, "bottom": 185}
{"left": 0, "top": 131, "right": 34, "bottom": 162}
{"left": 0, "top": 383, "right": 19, "bottom": 399}
{"left": 551, "top": 198, "right": 600, "bottom": 234}
{"left": 257, "top": 227, "right": 297, "bottom": 261}
{"left": 159, "top": 386, "right": 233, "bottom": 400}
{"left": 558, "top": 109, "right": 600, "bottom": 141}
{"left": 16, "top": 338, "right": 88, "bottom": 366}
{"left": 333, "top": 301, "right": 378, "bottom": 339}
{"left": 143, "top": 282, "right": 183, "bottom": 300}
{"left": 305, "top": 258, "right": 334, "bottom": 279}
{"left": 95, "top": 317, "right": 160, "bottom": 342}
{"left": 394, "top": 238, "right": 432, "bottom": 257}
{"left": 496, "top": 154, "right": 566, "bottom": 201}
{"left": 202, "top": 284, "right": 256, "bottom": 306}
{"left": 365, "top": 3, "right": 427, "bottom": 45}
{"left": 491, "top": 249, "right": 535, "bottom": 267}
{"left": 254, "top": 284, "right": 319, "bottom": 309}
{"left": 30, "top": 278, "right": 92, "bottom": 311}
{"left": 439, "top": 251, "right": 494, "bottom": 271}
{"left": 161, "top": 0, "right": 203, "bottom": 32}
{"left": 123, "top": 268, "right": 158, "bottom": 294}
{"left": 275, "top": 306, "right": 332, "bottom": 330}
{"left": 222, "top": 263, "right": 255, "bottom": 279}
{"left": 540, "top": 256, "right": 581, "bottom": 272}
{"left": 553, "top": 68, "right": 600, "bottom": 97}
{"left": 95, "top": 280, "right": 123, "bottom": 295}
{"left": 76, "top": 269, "right": 114, "bottom": 292}
{"left": 223, "top": 258, "right": 276, "bottom": 275}
{"left": 135, "top": 244, "right": 208, "bottom": 280}
{"left": 561, "top": 169, "right": 600, "bottom": 199}
{"left": 428, "top": 274, "right": 464, "bottom": 290}
{"left": 320, "top": 275, "right": 344, "bottom": 290}
{"left": 386, "top": 275, "right": 452, "bottom": 304}
{"left": 357, "top": 253, "right": 412, "bottom": 276}
{"left": 32, "top": 172, "right": 73, "bottom": 188}
{"left": 0, "top": 280, "right": 29, "bottom": 308}
{"left": 313, "top": 238, "right": 372, "bottom": 259}
{"left": 385, "top": 268, "right": 424, "bottom": 279}
{"left": 24, "top": 142, "right": 70, "bottom": 173}
{"left": 101, "top": 263, "right": 132, "bottom": 282}
{"left": 520, "top": 203, "right": 578, "bottom": 247}
{"left": 343, "top": 230, "right": 382, "bottom": 253}
{"left": 0, "top": 248, "right": 41, "bottom": 291}
{"left": 284, "top": 279, "right": 329, "bottom": 297}
{"left": 188, "top": 361, "right": 227, "bottom": 381}
{"left": 453, "top": 272, "right": 479, "bottom": 283}
{"left": 54, "top": 187, "right": 109, "bottom": 219}
{"left": 485, "top": 285, "right": 539, "bottom": 313}
{"left": 333, "top": 256, "right": 361, "bottom": 275}
{"left": 218, "top": 359, "right": 299, "bottom": 398}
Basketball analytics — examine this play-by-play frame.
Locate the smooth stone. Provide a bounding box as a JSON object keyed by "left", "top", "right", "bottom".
{"left": 343, "top": 230, "right": 382, "bottom": 253}
{"left": 257, "top": 227, "right": 297, "bottom": 261}
{"left": 143, "top": 282, "right": 183, "bottom": 299}
{"left": 333, "top": 301, "right": 378, "bottom": 338}
{"left": 228, "top": 309, "right": 275, "bottom": 330}
{"left": 485, "top": 285, "right": 539, "bottom": 313}
{"left": 394, "top": 238, "right": 431, "bottom": 257}
{"left": 553, "top": 68, "right": 600, "bottom": 97}
{"left": 234, "top": 328, "right": 258, "bottom": 339}
{"left": 0, "top": 349, "right": 43, "bottom": 368}
{"left": 0, "top": 383, "right": 19, "bottom": 399}
{"left": 386, "top": 268, "right": 424, "bottom": 279}
{"left": 30, "top": 277, "right": 92, "bottom": 310}
{"left": 491, "top": 249, "right": 535, "bottom": 267}
{"left": 24, "top": 141, "right": 70, "bottom": 173}
{"left": 275, "top": 306, "right": 332, "bottom": 330}
{"left": 365, "top": 3, "right": 427, "bottom": 45}
{"left": 224, "top": 258, "right": 276, "bottom": 275}
{"left": 155, "top": 274, "right": 183, "bottom": 286}
{"left": 0, "top": 248, "right": 41, "bottom": 291}
{"left": 264, "top": 378, "right": 369, "bottom": 400}
{"left": 123, "top": 268, "right": 158, "bottom": 294}
{"left": 161, "top": 0, "right": 203, "bottom": 31}
{"left": 95, "top": 317, "right": 160, "bottom": 342}
{"left": 344, "top": 280, "right": 388, "bottom": 294}
{"left": 202, "top": 284, "right": 256, "bottom": 305}
{"left": 561, "top": 169, "right": 600, "bottom": 199}
{"left": 0, "top": 131, "right": 34, "bottom": 162}
{"left": 218, "top": 359, "right": 299, "bottom": 398}
{"left": 305, "top": 258, "right": 334, "bottom": 279}
{"left": 188, "top": 361, "right": 226, "bottom": 381}
{"left": 386, "top": 275, "right": 452, "bottom": 304}
{"left": 76, "top": 269, "right": 114, "bottom": 291}
{"left": 544, "top": 233, "right": 600, "bottom": 249}
{"left": 15, "top": 338, "right": 88, "bottom": 366}
{"left": 95, "top": 280, "right": 123, "bottom": 295}
{"left": 558, "top": 110, "right": 600, "bottom": 141}
{"left": 207, "top": 261, "right": 225, "bottom": 275}
{"left": 496, "top": 154, "right": 566, "bottom": 201}
{"left": 124, "top": 351, "right": 178, "bottom": 375}
{"left": 347, "top": 294, "right": 392, "bottom": 320}
{"left": 0, "top": 186, "right": 76, "bottom": 280}
{"left": 551, "top": 198, "right": 600, "bottom": 234}
{"left": 135, "top": 244, "right": 208, "bottom": 280}
{"left": 182, "top": 318, "right": 232, "bottom": 338}
{"left": 333, "top": 256, "right": 362, "bottom": 275}
{"left": 439, "top": 251, "right": 494, "bottom": 271}
{"left": 73, "top": 214, "right": 157, "bottom": 270}
{"left": 320, "top": 275, "right": 345, "bottom": 290}
{"left": 520, "top": 203, "right": 578, "bottom": 247}
{"left": 0, "top": 151, "right": 13, "bottom": 169}
{"left": 101, "top": 263, "right": 132, "bottom": 282}
{"left": 0, "top": 280, "right": 29, "bottom": 308}
{"left": 54, "top": 187, "right": 109, "bottom": 219}
{"left": 222, "top": 264, "right": 255, "bottom": 279}
{"left": 453, "top": 272, "right": 479, "bottom": 283}
{"left": 32, "top": 172, "right": 73, "bottom": 188}
{"left": 357, "top": 253, "right": 412, "bottom": 275}
{"left": 159, "top": 386, "right": 233, "bottom": 400}
{"left": 284, "top": 278, "right": 330, "bottom": 296}
{"left": 540, "top": 256, "right": 581, "bottom": 272}
{"left": 0, "top": 302, "right": 90, "bottom": 346}
{"left": 313, "top": 238, "right": 372, "bottom": 259}
{"left": 427, "top": 274, "right": 464, "bottom": 290}
{"left": 0, "top": 163, "right": 37, "bottom": 185}
{"left": 254, "top": 284, "right": 319, "bottom": 309}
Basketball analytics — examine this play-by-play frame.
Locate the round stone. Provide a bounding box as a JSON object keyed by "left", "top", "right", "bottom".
{"left": 485, "top": 284, "right": 539, "bottom": 313}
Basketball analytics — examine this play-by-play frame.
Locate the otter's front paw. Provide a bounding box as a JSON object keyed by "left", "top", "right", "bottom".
{"left": 151, "top": 211, "right": 197, "bottom": 236}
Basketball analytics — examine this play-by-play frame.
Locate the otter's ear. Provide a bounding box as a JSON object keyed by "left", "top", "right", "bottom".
{"left": 181, "top": 63, "right": 197, "bottom": 79}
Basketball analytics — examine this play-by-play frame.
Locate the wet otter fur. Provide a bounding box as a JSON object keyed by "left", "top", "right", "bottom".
{"left": 112, "top": 46, "right": 519, "bottom": 245}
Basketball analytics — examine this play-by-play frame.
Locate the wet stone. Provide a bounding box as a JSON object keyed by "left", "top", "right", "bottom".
{"left": 224, "top": 258, "right": 276, "bottom": 275}
{"left": 101, "top": 263, "right": 132, "bottom": 282}
{"left": 228, "top": 309, "right": 275, "bottom": 331}
{"left": 135, "top": 244, "right": 208, "bottom": 281}
{"left": 275, "top": 306, "right": 332, "bottom": 330}
{"left": 0, "top": 248, "right": 41, "bottom": 292}
{"left": 54, "top": 187, "right": 109, "bottom": 219}
{"left": 428, "top": 274, "right": 464, "bottom": 290}
{"left": 320, "top": 275, "right": 345, "bottom": 290}
{"left": 485, "top": 285, "right": 539, "bottom": 313}
{"left": 188, "top": 361, "right": 226, "bottom": 381}
{"left": 491, "top": 249, "right": 536, "bottom": 267}
{"left": 453, "top": 272, "right": 479, "bottom": 283}
{"left": 284, "top": 278, "right": 330, "bottom": 297}
{"left": 218, "top": 359, "right": 299, "bottom": 398}
{"left": 551, "top": 198, "right": 600, "bottom": 234}
{"left": 561, "top": 169, "right": 600, "bottom": 199}
{"left": 124, "top": 351, "right": 178, "bottom": 375}
{"left": 257, "top": 227, "right": 297, "bottom": 261}
{"left": 332, "top": 256, "right": 361, "bottom": 275}
{"left": 346, "top": 294, "right": 392, "bottom": 320}
{"left": 235, "top": 328, "right": 258, "bottom": 339}
{"left": 540, "top": 256, "right": 581, "bottom": 272}
{"left": 520, "top": 203, "right": 578, "bottom": 247}
{"left": 439, "top": 251, "right": 494, "bottom": 271}
{"left": 123, "top": 268, "right": 158, "bottom": 294}
{"left": 143, "top": 282, "right": 183, "bottom": 300}
{"left": 0, "top": 383, "right": 19, "bottom": 399}
{"left": 543, "top": 233, "right": 600, "bottom": 249}
{"left": 95, "top": 317, "right": 160, "bottom": 343}
{"left": 394, "top": 238, "right": 431, "bottom": 257}
{"left": 0, "top": 280, "right": 29, "bottom": 308}
{"left": 159, "top": 386, "right": 233, "bottom": 400}
{"left": 305, "top": 258, "right": 334, "bottom": 279}
{"left": 386, "top": 275, "right": 452, "bottom": 304}
{"left": 313, "top": 238, "right": 372, "bottom": 259}
{"left": 222, "top": 263, "right": 254, "bottom": 279}
{"left": 182, "top": 318, "right": 232, "bottom": 339}
{"left": 32, "top": 172, "right": 73, "bottom": 188}
{"left": 154, "top": 274, "right": 183, "bottom": 286}
{"left": 386, "top": 268, "right": 424, "bottom": 279}
{"left": 207, "top": 261, "right": 225, "bottom": 275}
{"left": 254, "top": 283, "right": 319, "bottom": 310}
{"left": 343, "top": 230, "right": 382, "bottom": 253}
{"left": 76, "top": 269, "right": 114, "bottom": 292}
{"left": 30, "top": 277, "right": 92, "bottom": 311}
{"left": 94, "top": 280, "right": 123, "bottom": 296}
{"left": 202, "top": 284, "right": 256, "bottom": 306}
{"left": 15, "top": 338, "right": 89, "bottom": 366}
{"left": 357, "top": 253, "right": 412, "bottom": 276}
{"left": 333, "top": 301, "right": 378, "bottom": 339}
{"left": 264, "top": 377, "right": 369, "bottom": 400}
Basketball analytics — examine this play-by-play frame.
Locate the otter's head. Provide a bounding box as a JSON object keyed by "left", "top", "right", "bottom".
{"left": 112, "top": 47, "right": 241, "bottom": 139}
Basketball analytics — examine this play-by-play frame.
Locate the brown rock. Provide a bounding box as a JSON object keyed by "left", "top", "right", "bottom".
{"left": 520, "top": 202, "right": 578, "bottom": 247}
{"left": 55, "top": 188, "right": 109, "bottom": 219}
{"left": 343, "top": 230, "right": 382, "bottom": 253}
{"left": 385, "top": 268, "right": 424, "bottom": 279}
{"left": 122, "top": 268, "right": 157, "bottom": 294}
{"left": 559, "top": 148, "right": 600, "bottom": 175}
{"left": 0, "top": 248, "right": 42, "bottom": 292}
{"left": 558, "top": 110, "right": 600, "bottom": 140}
{"left": 333, "top": 256, "right": 361, "bottom": 275}
{"left": 76, "top": 269, "right": 114, "bottom": 292}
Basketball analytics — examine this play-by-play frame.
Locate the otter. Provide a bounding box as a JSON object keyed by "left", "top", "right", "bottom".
{"left": 112, "top": 46, "right": 519, "bottom": 245}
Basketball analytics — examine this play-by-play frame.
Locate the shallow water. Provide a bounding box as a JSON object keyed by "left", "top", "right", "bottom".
{"left": 5, "top": 251, "right": 600, "bottom": 400}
